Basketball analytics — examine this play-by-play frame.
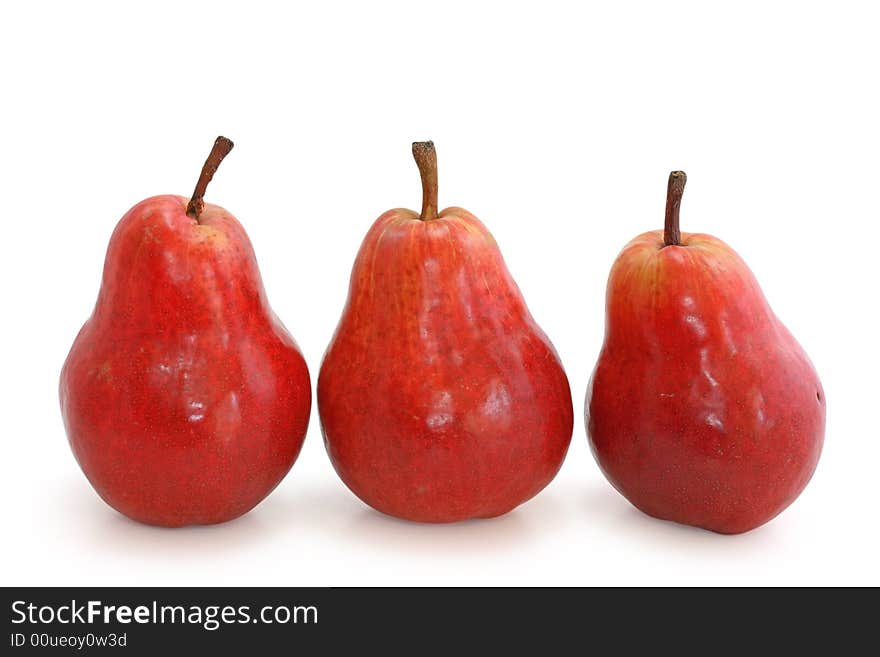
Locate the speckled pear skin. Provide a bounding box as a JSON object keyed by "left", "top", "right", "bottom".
{"left": 318, "top": 207, "right": 573, "bottom": 522}
{"left": 587, "top": 229, "right": 825, "bottom": 534}
{"left": 60, "top": 195, "right": 311, "bottom": 527}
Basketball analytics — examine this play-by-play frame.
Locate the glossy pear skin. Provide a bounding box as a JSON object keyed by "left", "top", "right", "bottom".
{"left": 60, "top": 195, "right": 311, "bottom": 527}
{"left": 319, "top": 208, "right": 573, "bottom": 522}
{"left": 587, "top": 230, "right": 825, "bottom": 534}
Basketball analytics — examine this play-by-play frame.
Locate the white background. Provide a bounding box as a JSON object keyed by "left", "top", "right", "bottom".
{"left": 1, "top": 1, "right": 878, "bottom": 586}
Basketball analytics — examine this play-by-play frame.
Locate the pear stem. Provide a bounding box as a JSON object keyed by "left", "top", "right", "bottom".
{"left": 412, "top": 141, "right": 438, "bottom": 221}
{"left": 186, "top": 136, "right": 234, "bottom": 222}
{"left": 663, "top": 170, "right": 687, "bottom": 247}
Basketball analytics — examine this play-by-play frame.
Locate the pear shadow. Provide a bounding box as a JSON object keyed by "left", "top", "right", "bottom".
{"left": 251, "top": 479, "right": 369, "bottom": 535}
{"left": 59, "top": 474, "right": 563, "bottom": 571}
{"left": 58, "top": 473, "right": 386, "bottom": 560}
{"left": 341, "top": 489, "right": 567, "bottom": 558}
{"left": 582, "top": 483, "right": 782, "bottom": 552}
{"left": 58, "top": 478, "right": 310, "bottom": 563}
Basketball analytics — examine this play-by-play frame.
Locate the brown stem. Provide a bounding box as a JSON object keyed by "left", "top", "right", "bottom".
{"left": 664, "top": 170, "right": 687, "bottom": 247}
{"left": 186, "top": 136, "right": 234, "bottom": 221}
{"left": 412, "top": 141, "right": 438, "bottom": 221}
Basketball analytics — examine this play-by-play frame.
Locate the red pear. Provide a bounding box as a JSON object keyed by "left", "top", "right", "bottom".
{"left": 60, "top": 137, "right": 311, "bottom": 527}
{"left": 587, "top": 171, "right": 825, "bottom": 534}
{"left": 318, "top": 142, "right": 573, "bottom": 522}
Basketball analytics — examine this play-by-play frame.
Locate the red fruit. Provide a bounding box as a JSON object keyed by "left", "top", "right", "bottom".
{"left": 318, "top": 142, "right": 573, "bottom": 522}
{"left": 587, "top": 171, "right": 825, "bottom": 534}
{"left": 60, "top": 137, "right": 311, "bottom": 527}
